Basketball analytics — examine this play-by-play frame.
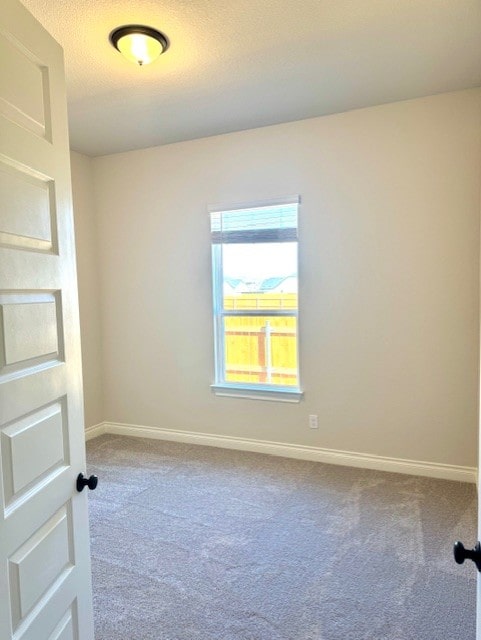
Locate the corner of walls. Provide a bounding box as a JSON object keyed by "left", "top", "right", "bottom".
{"left": 70, "top": 150, "right": 105, "bottom": 430}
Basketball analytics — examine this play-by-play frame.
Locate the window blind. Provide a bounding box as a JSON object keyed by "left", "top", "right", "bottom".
{"left": 210, "top": 202, "right": 298, "bottom": 244}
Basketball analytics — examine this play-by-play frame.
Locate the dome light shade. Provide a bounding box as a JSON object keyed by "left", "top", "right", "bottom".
{"left": 109, "top": 25, "right": 169, "bottom": 66}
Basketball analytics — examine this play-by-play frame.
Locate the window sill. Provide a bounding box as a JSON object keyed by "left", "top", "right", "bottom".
{"left": 211, "top": 383, "right": 303, "bottom": 403}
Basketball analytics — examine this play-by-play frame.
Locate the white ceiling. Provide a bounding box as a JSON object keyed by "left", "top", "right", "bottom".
{"left": 21, "top": 0, "right": 481, "bottom": 157}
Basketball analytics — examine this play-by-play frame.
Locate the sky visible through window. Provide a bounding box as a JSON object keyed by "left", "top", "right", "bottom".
{"left": 222, "top": 242, "right": 297, "bottom": 285}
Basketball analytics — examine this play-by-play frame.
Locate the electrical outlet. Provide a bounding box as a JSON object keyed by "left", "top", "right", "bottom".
{"left": 308, "top": 414, "right": 318, "bottom": 429}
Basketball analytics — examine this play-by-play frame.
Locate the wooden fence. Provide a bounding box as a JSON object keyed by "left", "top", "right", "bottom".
{"left": 224, "top": 294, "right": 298, "bottom": 386}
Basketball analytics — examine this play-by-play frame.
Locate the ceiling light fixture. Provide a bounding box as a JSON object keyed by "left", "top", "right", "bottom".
{"left": 109, "top": 25, "right": 169, "bottom": 66}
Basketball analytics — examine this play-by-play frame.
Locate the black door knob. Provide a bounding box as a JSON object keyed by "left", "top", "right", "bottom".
{"left": 453, "top": 541, "right": 481, "bottom": 572}
{"left": 76, "top": 473, "right": 98, "bottom": 493}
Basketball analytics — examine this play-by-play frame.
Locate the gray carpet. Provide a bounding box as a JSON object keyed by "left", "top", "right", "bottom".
{"left": 86, "top": 434, "right": 477, "bottom": 640}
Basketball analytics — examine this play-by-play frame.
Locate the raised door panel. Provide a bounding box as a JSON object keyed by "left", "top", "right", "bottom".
{"left": 48, "top": 609, "right": 75, "bottom": 640}
{"left": 2, "top": 300, "right": 59, "bottom": 365}
{"left": 0, "top": 159, "right": 56, "bottom": 252}
{"left": 6, "top": 599, "right": 79, "bottom": 640}
{"left": 1, "top": 401, "right": 68, "bottom": 512}
{"left": 9, "top": 506, "right": 73, "bottom": 631}
{"left": 0, "top": 29, "right": 49, "bottom": 139}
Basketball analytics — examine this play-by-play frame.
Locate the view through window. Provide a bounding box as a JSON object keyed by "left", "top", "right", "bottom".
{"left": 210, "top": 199, "right": 300, "bottom": 394}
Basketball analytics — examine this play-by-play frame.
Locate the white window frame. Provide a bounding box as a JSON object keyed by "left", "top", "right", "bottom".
{"left": 209, "top": 196, "right": 303, "bottom": 403}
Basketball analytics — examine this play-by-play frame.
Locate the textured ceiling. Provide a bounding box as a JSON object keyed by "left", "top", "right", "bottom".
{"left": 21, "top": 0, "right": 481, "bottom": 157}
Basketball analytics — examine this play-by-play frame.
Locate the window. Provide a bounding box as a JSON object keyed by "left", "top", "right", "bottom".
{"left": 210, "top": 196, "right": 302, "bottom": 402}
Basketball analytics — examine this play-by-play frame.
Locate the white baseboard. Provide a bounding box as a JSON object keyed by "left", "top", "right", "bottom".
{"left": 85, "top": 423, "right": 106, "bottom": 441}
{"left": 86, "top": 421, "right": 477, "bottom": 483}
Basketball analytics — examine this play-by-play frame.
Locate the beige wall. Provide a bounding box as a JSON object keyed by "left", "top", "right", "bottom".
{"left": 71, "top": 151, "right": 103, "bottom": 428}
{"left": 87, "top": 89, "right": 481, "bottom": 467}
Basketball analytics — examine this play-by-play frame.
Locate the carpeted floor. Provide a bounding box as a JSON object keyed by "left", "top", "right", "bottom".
{"left": 86, "top": 434, "right": 477, "bottom": 640}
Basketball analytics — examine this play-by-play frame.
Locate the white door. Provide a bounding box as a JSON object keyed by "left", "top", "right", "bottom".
{"left": 0, "top": 0, "right": 95, "bottom": 638}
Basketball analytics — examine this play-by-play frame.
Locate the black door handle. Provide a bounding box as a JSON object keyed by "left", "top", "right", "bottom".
{"left": 453, "top": 541, "right": 481, "bottom": 572}
{"left": 77, "top": 473, "right": 98, "bottom": 492}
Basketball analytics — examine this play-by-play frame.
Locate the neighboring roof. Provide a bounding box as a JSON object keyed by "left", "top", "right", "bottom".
{"left": 227, "top": 275, "right": 296, "bottom": 292}
{"left": 224, "top": 277, "right": 242, "bottom": 289}
{"left": 259, "top": 276, "right": 293, "bottom": 292}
